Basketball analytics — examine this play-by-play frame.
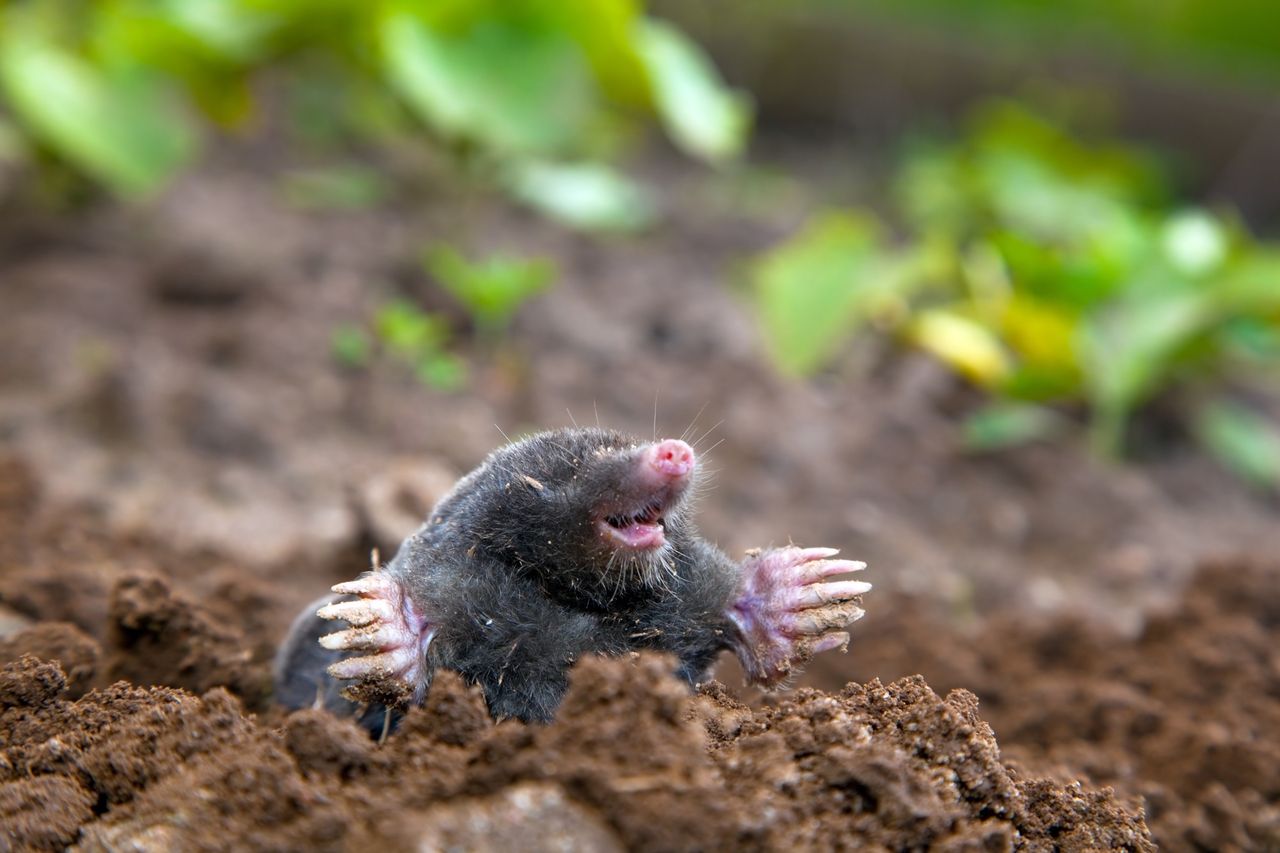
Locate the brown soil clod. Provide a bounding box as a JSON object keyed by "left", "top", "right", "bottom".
{"left": 0, "top": 622, "right": 100, "bottom": 698}
{"left": 105, "top": 572, "right": 272, "bottom": 709}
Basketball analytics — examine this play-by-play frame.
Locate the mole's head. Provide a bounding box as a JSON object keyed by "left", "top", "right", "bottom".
{"left": 457, "top": 427, "right": 700, "bottom": 595}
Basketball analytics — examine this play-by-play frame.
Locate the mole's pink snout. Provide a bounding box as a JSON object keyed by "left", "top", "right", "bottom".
{"left": 648, "top": 439, "right": 695, "bottom": 480}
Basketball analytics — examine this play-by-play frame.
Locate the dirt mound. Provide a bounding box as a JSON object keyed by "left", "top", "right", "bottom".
{"left": 1, "top": 650, "right": 1151, "bottom": 851}
{"left": 106, "top": 573, "right": 272, "bottom": 710}
{"left": 0, "top": 459, "right": 1273, "bottom": 851}
{"left": 834, "top": 558, "right": 1280, "bottom": 851}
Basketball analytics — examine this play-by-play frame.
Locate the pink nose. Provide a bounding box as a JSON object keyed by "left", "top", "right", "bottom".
{"left": 649, "top": 439, "right": 695, "bottom": 478}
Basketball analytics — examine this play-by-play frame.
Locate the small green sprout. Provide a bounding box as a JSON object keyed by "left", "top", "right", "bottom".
{"left": 331, "top": 303, "right": 466, "bottom": 391}
{"left": 331, "top": 325, "right": 372, "bottom": 368}
{"left": 425, "top": 246, "right": 556, "bottom": 340}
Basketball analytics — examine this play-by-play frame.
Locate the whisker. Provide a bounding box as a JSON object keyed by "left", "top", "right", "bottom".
{"left": 680, "top": 401, "right": 711, "bottom": 442}
{"left": 692, "top": 420, "right": 723, "bottom": 450}
{"left": 653, "top": 388, "right": 659, "bottom": 441}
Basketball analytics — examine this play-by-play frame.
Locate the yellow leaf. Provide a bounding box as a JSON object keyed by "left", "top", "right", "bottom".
{"left": 908, "top": 309, "right": 1011, "bottom": 386}
{"left": 999, "top": 295, "right": 1078, "bottom": 372}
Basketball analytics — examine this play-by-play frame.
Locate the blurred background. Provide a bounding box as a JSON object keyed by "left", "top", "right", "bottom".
{"left": 2, "top": 3, "right": 1280, "bottom": 845}
{"left": 1, "top": 1, "right": 1279, "bottom": 845}
{"left": 3, "top": 0, "right": 1278, "bottom": 603}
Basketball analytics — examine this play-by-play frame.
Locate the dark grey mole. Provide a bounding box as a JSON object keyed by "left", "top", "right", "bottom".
{"left": 275, "top": 427, "right": 868, "bottom": 731}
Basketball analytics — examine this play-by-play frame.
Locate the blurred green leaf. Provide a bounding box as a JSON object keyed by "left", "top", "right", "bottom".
{"left": 636, "top": 18, "right": 751, "bottom": 165}
{"left": 160, "top": 0, "right": 276, "bottom": 60}
{"left": 1216, "top": 250, "right": 1280, "bottom": 313}
{"left": 379, "top": 13, "right": 595, "bottom": 155}
{"left": 281, "top": 166, "right": 388, "bottom": 210}
{"left": 1161, "top": 209, "right": 1227, "bottom": 276}
{"left": 331, "top": 326, "right": 372, "bottom": 367}
{"left": 0, "top": 116, "right": 24, "bottom": 162}
{"left": 751, "top": 212, "right": 935, "bottom": 376}
{"left": 0, "top": 34, "right": 194, "bottom": 195}
{"left": 962, "top": 402, "right": 1064, "bottom": 451}
{"left": 1080, "top": 288, "right": 1212, "bottom": 454}
{"left": 507, "top": 160, "right": 656, "bottom": 232}
{"left": 373, "top": 299, "right": 468, "bottom": 390}
{"left": 414, "top": 352, "right": 468, "bottom": 390}
{"left": 376, "top": 300, "right": 450, "bottom": 353}
{"left": 426, "top": 246, "right": 556, "bottom": 334}
{"left": 547, "top": 0, "right": 649, "bottom": 107}
{"left": 1195, "top": 401, "right": 1280, "bottom": 489}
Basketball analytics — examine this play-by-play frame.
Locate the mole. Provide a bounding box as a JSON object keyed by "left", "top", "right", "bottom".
{"left": 274, "top": 427, "right": 869, "bottom": 730}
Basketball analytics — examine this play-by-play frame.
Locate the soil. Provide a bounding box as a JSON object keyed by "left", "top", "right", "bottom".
{"left": 1, "top": 136, "right": 1278, "bottom": 850}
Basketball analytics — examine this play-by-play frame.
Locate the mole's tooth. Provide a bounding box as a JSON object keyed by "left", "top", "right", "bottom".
{"left": 331, "top": 573, "right": 395, "bottom": 597}
{"left": 326, "top": 648, "right": 415, "bottom": 680}
{"left": 316, "top": 598, "right": 394, "bottom": 626}
{"left": 787, "top": 579, "right": 872, "bottom": 608}
{"left": 318, "top": 622, "right": 403, "bottom": 652}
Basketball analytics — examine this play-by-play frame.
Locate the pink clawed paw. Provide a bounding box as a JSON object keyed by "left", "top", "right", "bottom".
{"left": 727, "top": 546, "right": 869, "bottom": 686}
{"left": 316, "top": 572, "right": 433, "bottom": 705}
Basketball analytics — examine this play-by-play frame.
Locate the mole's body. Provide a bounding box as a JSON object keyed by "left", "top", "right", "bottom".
{"left": 275, "top": 428, "right": 868, "bottom": 729}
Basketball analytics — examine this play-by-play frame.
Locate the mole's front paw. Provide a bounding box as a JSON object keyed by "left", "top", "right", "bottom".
{"left": 316, "top": 572, "right": 434, "bottom": 706}
{"left": 727, "top": 546, "right": 869, "bottom": 687}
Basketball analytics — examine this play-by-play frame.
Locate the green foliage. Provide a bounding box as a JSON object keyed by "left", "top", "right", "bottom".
{"left": 1194, "top": 402, "right": 1280, "bottom": 490}
{"left": 752, "top": 212, "right": 941, "bottom": 375}
{"left": 425, "top": 246, "right": 556, "bottom": 336}
{"left": 281, "top": 166, "right": 388, "bottom": 210}
{"left": 0, "top": 0, "right": 750, "bottom": 214}
{"left": 0, "top": 17, "right": 195, "bottom": 196}
{"left": 752, "top": 101, "right": 1280, "bottom": 480}
{"left": 331, "top": 326, "right": 373, "bottom": 367}
{"left": 837, "top": 0, "right": 1280, "bottom": 86}
{"left": 962, "top": 402, "right": 1065, "bottom": 451}
{"left": 373, "top": 300, "right": 467, "bottom": 390}
{"left": 507, "top": 160, "right": 656, "bottom": 233}
{"left": 335, "top": 245, "right": 555, "bottom": 389}
{"left": 635, "top": 19, "right": 751, "bottom": 165}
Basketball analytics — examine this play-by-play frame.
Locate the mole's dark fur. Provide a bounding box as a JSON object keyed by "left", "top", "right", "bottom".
{"left": 276, "top": 427, "right": 868, "bottom": 732}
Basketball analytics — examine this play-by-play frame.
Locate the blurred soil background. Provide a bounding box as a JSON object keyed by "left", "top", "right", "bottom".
{"left": 1, "top": 1, "right": 1279, "bottom": 850}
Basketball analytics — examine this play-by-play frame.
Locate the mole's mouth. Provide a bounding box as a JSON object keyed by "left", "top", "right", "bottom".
{"left": 598, "top": 499, "right": 668, "bottom": 550}
{"left": 594, "top": 438, "right": 695, "bottom": 553}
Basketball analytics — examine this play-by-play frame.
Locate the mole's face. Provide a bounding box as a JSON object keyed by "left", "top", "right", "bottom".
{"left": 471, "top": 428, "right": 699, "bottom": 588}
{"left": 585, "top": 436, "right": 695, "bottom": 553}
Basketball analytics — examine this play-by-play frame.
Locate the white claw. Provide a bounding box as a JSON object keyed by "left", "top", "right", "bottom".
{"left": 331, "top": 573, "right": 395, "bottom": 597}
{"left": 798, "top": 559, "right": 867, "bottom": 584}
{"left": 316, "top": 598, "right": 395, "bottom": 627}
{"left": 793, "top": 546, "right": 839, "bottom": 561}
{"left": 319, "top": 622, "right": 405, "bottom": 652}
{"left": 810, "top": 632, "right": 850, "bottom": 654}
{"left": 785, "top": 603, "right": 866, "bottom": 635}
{"left": 326, "top": 648, "right": 415, "bottom": 680}
{"left": 787, "top": 580, "right": 873, "bottom": 609}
